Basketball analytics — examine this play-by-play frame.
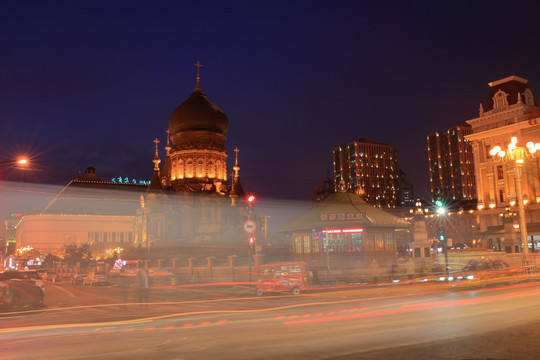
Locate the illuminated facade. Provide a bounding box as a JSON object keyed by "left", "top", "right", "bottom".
{"left": 164, "top": 65, "right": 229, "bottom": 189}
{"left": 135, "top": 66, "right": 255, "bottom": 252}
{"left": 465, "top": 75, "right": 540, "bottom": 251}
{"left": 333, "top": 138, "right": 400, "bottom": 207}
{"left": 16, "top": 166, "right": 143, "bottom": 255}
{"left": 427, "top": 123, "right": 476, "bottom": 202}
{"left": 16, "top": 66, "right": 256, "bottom": 258}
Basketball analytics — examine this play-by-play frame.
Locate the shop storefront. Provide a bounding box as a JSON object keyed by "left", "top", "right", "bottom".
{"left": 279, "top": 191, "right": 409, "bottom": 270}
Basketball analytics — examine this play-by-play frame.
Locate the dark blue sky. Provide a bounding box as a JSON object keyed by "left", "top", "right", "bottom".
{"left": 2, "top": 0, "right": 540, "bottom": 208}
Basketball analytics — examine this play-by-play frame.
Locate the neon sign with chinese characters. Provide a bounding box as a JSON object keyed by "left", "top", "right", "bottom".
{"left": 111, "top": 177, "right": 150, "bottom": 185}
{"left": 323, "top": 228, "right": 364, "bottom": 234}
{"left": 320, "top": 212, "right": 366, "bottom": 221}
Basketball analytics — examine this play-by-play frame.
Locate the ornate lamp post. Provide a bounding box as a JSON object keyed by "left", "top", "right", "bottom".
{"left": 489, "top": 137, "right": 540, "bottom": 256}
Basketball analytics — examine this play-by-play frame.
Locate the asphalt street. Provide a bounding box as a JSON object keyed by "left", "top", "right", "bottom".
{"left": 1, "top": 278, "right": 540, "bottom": 359}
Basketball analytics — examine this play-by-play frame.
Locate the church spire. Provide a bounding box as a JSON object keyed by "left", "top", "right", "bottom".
{"left": 161, "top": 129, "right": 172, "bottom": 188}
{"left": 147, "top": 138, "right": 164, "bottom": 193}
{"left": 230, "top": 147, "right": 245, "bottom": 205}
{"left": 194, "top": 60, "right": 203, "bottom": 92}
{"left": 233, "top": 147, "right": 240, "bottom": 177}
{"left": 165, "top": 129, "right": 171, "bottom": 156}
{"left": 153, "top": 138, "right": 161, "bottom": 171}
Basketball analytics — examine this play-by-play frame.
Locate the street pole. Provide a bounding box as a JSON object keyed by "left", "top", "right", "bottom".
{"left": 248, "top": 241, "right": 252, "bottom": 283}
{"left": 443, "top": 220, "right": 449, "bottom": 278}
{"left": 514, "top": 165, "right": 529, "bottom": 257}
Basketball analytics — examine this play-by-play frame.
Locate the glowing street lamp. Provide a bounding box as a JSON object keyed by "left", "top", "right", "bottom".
{"left": 0, "top": 158, "right": 28, "bottom": 166}
{"left": 1, "top": 157, "right": 30, "bottom": 262}
{"left": 489, "top": 137, "right": 540, "bottom": 256}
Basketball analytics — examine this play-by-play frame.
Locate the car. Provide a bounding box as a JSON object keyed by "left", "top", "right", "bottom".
{"left": 71, "top": 273, "right": 88, "bottom": 285}
{"left": 434, "top": 258, "right": 518, "bottom": 282}
{"left": 83, "top": 272, "right": 110, "bottom": 286}
{"left": 0, "top": 270, "right": 45, "bottom": 309}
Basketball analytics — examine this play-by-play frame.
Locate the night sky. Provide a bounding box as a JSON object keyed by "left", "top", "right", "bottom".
{"left": 2, "top": 1, "right": 540, "bottom": 222}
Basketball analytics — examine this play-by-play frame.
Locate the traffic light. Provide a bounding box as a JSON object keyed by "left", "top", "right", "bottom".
{"left": 247, "top": 194, "right": 255, "bottom": 206}
{"left": 438, "top": 234, "right": 445, "bottom": 241}
{"left": 434, "top": 188, "right": 446, "bottom": 214}
{"left": 248, "top": 236, "right": 256, "bottom": 246}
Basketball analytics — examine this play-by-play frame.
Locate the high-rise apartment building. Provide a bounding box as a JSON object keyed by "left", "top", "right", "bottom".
{"left": 427, "top": 123, "right": 476, "bottom": 203}
{"left": 333, "top": 138, "right": 399, "bottom": 207}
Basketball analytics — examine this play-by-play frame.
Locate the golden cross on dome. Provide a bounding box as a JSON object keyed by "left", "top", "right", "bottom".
{"left": 234, "top": 147, "right": 240, "bottom": 165}
{"left": 194, "top": 60, "right": 203, "bottom": 76}
{"left": 153, "top": 138, "right": 160, "bottom": 156}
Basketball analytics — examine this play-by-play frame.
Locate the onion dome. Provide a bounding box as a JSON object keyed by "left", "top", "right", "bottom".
{"left": 168, "top": 69, "right": 228, "bottom": 135}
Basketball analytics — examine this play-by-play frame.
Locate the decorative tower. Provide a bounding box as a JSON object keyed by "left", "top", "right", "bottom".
{"left": 161, "top": 129, "right": 172, "bottom": 188}
{"left": 229, "top": 147, "right": 245, "bottom": 206}
{"left": 147, "top": 138, "right": 163, "bottom": 193}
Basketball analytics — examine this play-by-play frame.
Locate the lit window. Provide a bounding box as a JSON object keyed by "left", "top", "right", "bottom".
{"left": 197, "top": 159, "right": 205, "bottom": 178}
{"left": 186, "top": 159, "right": 194, "bottom": 178}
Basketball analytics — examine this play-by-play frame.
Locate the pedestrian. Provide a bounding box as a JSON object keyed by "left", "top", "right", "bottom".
{"left": 406, "top": 257, "right": 415, "bottom": 280}
{"left": 389, "top": 261, "right": 398, "bottom": 281}
{"left": 136, "top": 269, "right": 150, "bottom": 308}
{"left": 368, "top": 259, "right": 379, "bottom": 283}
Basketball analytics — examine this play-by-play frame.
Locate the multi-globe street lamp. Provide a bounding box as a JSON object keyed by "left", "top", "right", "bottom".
{"left": 489, "top": 137, "right": 540, "bottom": 256}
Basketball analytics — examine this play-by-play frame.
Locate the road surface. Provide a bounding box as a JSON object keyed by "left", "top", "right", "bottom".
{"left": 1, "top": 279, "right": 539, "bottom": 359}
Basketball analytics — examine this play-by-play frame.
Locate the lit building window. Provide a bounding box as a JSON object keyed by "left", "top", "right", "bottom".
{"left": 186, "top": 159, "right": 194, "bottom": 178}
{"left": 207, "top": 159, "right": 215, "bottom": 178}
{"left": 177, "top": 160, "right": 184, "bottom": 179}
{"left": 216, "top": 160, "right": 222, "bottom": 179}
{"left": 197, "top": 159, "right": 205, "bottom": 177}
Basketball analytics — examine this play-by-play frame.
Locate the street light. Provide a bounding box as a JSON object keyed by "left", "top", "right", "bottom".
{"left": 489, "top": 136, "right": 540, "bottom": 256}
{"left": 1, "top": 157, "right": 29, "bottom": 264}
{"left": 0, "top": 158, "right": 28, "bottom": 166}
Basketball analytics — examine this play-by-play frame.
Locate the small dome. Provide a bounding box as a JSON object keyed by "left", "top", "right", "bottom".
{"left": 84, "top": 166, "right": 97, "bottom": 178}
{"left": 169, "top": 89, "right": 228, "bottom": 135}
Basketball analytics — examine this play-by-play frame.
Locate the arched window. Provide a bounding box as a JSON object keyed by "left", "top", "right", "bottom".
{"left": 177, "top": 160, "right": 184, "bottom": 179}
{"left": 171, "top": 163, "right": 177, "bottom": 180}
{"left": 197, "top": 159, "right": 205, "bottom": 178}
{"left": 186, "top": 159, "right": 194, "bottom": 178}
{"left": 207, "top": 159, "right": 215, "bottom": 178}
{"left": 216, "top": 160, "right": 222, "bottom": 179}
{"left": 523, "top": 89, "right": 534, "bottom": 106}
{"left": 493, "top": 90, "right": 508, "bottom": 110}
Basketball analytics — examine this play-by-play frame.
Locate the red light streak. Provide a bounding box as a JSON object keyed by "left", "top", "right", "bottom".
{"left": 284, "top": 287, "right": 540, "bottom": 326}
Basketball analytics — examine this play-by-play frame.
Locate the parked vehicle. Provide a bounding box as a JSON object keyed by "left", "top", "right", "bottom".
{"left": 4, "top": 270, "right": 45, "bottom": 291}
{"left": 71, "top": 273, "right": 88, "bottom": 285}
{"left": 83, "top": 272, "right": 110, "bottom": 286}
{"left": 0, "top": 270, "right": 45, "bottom": 309}
{"left": 256, "top": 261, "right": 309, "bottom": 296}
